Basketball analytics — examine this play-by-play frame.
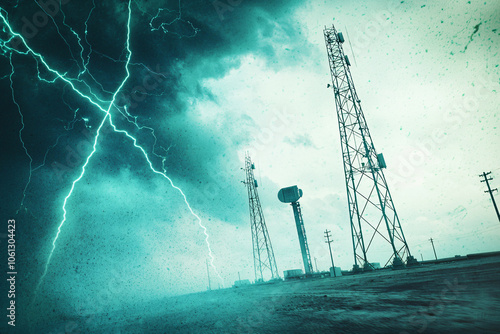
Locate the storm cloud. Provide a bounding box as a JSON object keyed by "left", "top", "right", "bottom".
{"left": 1, "top": 0, "right": 499, "bottom": 331}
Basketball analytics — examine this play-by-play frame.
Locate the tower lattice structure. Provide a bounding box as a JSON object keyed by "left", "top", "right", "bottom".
{"left": 243, "top": 152, "right": 279, "bottom": 281}
{"left": 324, "top": 25, "right": 417, "bottom": 269}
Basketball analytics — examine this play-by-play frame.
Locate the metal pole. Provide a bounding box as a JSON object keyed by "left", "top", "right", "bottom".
{"left": 429, "top": 238, "right": 437, "bottom": 260}
{"left": 480, "top": 172, "right": 500, "bottom": 222}
{"left": 292, "top": 201, "right": 313, "bottom": 274}
{"left": 314, "top": 257, "right": 318, "bottom": 272}
{"left": 325, "top": 229, "right": 336, "bottom": 277}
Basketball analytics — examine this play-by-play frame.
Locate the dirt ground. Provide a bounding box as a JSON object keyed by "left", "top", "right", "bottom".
{"left": 49, "top": 255, "right": 500, "bottom": 333}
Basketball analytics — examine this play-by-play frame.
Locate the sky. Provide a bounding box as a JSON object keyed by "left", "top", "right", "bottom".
{"left": 0, "top": 0, "right": 499, "bottom": 329}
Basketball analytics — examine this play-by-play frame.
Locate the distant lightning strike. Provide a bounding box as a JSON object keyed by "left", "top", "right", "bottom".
{"left": 0, "top": 0, "right": 224, "bottom": 302}
{"left": 33, "top": 0, "right": 82, "bottom": 72}
{"left": 108, "top": 114, "right": 224, "bottom": 285}
{"left": 8, "top": 52, "right": 33, "bottom": 215}
{"left": 8, "top": 51, "right": 69, "bottom": 217}
{"left": 144, "top": 0, "right": 199, "bottom": 38}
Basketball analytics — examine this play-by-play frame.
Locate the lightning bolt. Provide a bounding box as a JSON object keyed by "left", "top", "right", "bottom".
{"left": 7, "top": 52, "right": 33, "bottom": 215}
{"left": 0, "top": 0, "right": 224, "bottom": 305}
{"left": 141, "top": 0, "right": 200, "bottom": 38}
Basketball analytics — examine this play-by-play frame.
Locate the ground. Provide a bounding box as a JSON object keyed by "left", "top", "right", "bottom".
{"left": 44, "top": 254, "right": 500, "bottom": 333}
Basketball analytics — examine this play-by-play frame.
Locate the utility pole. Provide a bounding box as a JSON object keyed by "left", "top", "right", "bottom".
{"left": 314, "top": 257, "right": 319, "bottom": 272}
{"left": 238, "top": 271, "right": 241, "bottom": 282}
{"left": 324, "top": 229, "right": 336, "bottom": 277}
{"left": 206, "top": 259, "right": 211, "bottom": 291}
{"left": 429, "top": 238, "right": 437, "bottom": 260}
{"left": 480, "top": 172, "right": 500, "bottom": 222}
{"left": 420, "top": 254, "right": 423, "bottom": 262}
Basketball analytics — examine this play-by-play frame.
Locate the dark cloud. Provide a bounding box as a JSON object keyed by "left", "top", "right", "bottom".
{"left": 1, "top": 0, "right": 312, "bottom": 330}
{"left": 1, "top": 0, "right": 309, "bottom": 215}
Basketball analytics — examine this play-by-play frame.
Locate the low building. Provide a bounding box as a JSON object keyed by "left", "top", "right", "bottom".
{"left": 233, "top": 279, "right": 251, "bottom": 288}
{"left": 329, "top": 267, "right": 343, "bottom": 277}
{"left": 284, "top": 269, "right": 303, "bottom": 280}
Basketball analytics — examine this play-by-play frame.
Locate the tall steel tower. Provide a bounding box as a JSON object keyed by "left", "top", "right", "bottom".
{"left": 324, "top": 25, "right": 417, "bottom": 270}
{"left": 243, "top": 152, "right": 279, "bottom": 281}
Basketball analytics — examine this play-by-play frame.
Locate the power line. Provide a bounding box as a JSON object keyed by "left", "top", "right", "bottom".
{"left": 344, "top": 26, "right": 358, "bottom": 67}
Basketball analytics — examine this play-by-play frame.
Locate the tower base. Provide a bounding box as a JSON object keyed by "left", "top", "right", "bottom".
{"left": 392, "top": 256, "right": 406, "bottom": 269}
{"left": 406, "top": 255, "right": 420, "bottom": 266}
{"left": 363, "top": 262, "right": 375, "bottom": 271}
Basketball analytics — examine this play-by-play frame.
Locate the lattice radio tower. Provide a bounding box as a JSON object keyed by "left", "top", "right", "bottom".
{"left": 243, "top": 152, "right": 279, "bottom": 281}
{"left": 324, "top": 25, "right": 418, "bottom": 270}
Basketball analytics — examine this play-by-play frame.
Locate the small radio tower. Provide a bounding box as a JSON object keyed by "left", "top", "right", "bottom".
{"left": 243, "top": 152, "right": 279, "bottom": 281}
{"left": 324, "top": 25, "right": 418, "bottom": 270}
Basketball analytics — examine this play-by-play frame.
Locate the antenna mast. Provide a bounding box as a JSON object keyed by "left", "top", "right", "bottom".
{"left": 243, "top": 152, "right": 279, "bottom": 281}
{"left": 324, "top": 25, "right": 418, "bottom": 270}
